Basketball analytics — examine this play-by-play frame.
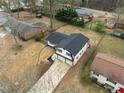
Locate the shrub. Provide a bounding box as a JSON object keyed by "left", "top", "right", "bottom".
{"left": 35, "top": 32, "right": 45, "bottom": 42}
{"left": 71, "top": 17, "right": 85, "bottom": 27}
{"left": 56, "top": 8, "right": 78, "bottom": 22}
{"left": 120, "top": 33, "right": 124, "bottom": 39}
{"left": 95, "top": 21, "right": 105, "bottom": 33}
{"left": 56, "top": 8, "right": 85, "bottom": 28}
{"left": 72, "top": 17, "right": 85, "bottom": 27}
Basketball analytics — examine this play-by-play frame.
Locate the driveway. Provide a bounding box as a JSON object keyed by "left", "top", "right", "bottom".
{"left": 27, "top": 61, "right": 71, "bottom": 93}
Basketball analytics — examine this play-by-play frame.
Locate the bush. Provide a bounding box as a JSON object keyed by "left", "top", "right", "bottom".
{"left": 95, "top": 21, "right": 105, "bottom": 33}
{"left": 35, "top": 32, "right": 45, "bottom": 42}
{"left": 71, "top": 17, "right": 85, "bottom": 27}
{"left": 56, "top": 8, "right": 85, "bottom": 27}
{"left": 56, "top": 8, "right": 78, "bottom": 22}
{"left": 120, "top": 33, "right": 124, "bottom": 39}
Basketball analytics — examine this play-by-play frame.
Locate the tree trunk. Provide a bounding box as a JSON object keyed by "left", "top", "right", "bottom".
{"left": 17, "top": 0, "right": 20, "bottom": 19}
{"left": 49, "top": 0, "right": 53, "bottom": 29}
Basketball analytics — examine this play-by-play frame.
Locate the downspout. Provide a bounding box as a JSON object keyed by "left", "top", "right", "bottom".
{"left": 71, "top": 54, "right": 74, "bottom": 65}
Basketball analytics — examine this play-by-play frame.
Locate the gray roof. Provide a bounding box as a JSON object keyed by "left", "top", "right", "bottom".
{"left": 0, "top": 12, "right": 9, "bottom": 26}
{"left": 46, "top": 32, "right": 68, "bottom": 45}
{"left": 3, "top": 17, "right": 19, "bottom": 29}
{"left": 0, "top": 12, "right": 9, "bottom": 18}
{"left": 56, "top": 33, "right": 89, "bottom": 56}
{"left": 76, "top": 8, "right": 93, "bottom": 16}
{"left": 32, "top": 22, "right": 49, "bottom": 31}
{"left": 20, "top": 25, "right": 41, "bottom": 34}
{"left": 3, "top": 17, "right": 44, "bottom": 40}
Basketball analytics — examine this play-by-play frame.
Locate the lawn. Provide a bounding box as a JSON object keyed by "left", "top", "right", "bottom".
{"left": 80, "top": 31, "right": 124, "bottom": 93}
{"left": 98, "top": 34, "right": 124, "bottom": 58}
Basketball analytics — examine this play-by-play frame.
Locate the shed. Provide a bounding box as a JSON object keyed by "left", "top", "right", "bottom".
{"left": 91, "top": 53, "right": 124, "bottom": 84}
{"left": 76, "top": 8, "right": 93, "bottom": 22}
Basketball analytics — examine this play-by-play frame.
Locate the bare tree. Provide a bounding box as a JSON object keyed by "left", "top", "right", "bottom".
{"left": 17, "top": 0, "right": 20, "bottom": 19}
{"left": 49, "top": 0, "right": 54, "bottom": 29}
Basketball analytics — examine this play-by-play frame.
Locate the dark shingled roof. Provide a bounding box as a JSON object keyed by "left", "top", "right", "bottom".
{"left": 46, "top": 32, "right": 68, "bottom": 45}
{"left": 56, "top": 33, "right": 89, "bottom": 56}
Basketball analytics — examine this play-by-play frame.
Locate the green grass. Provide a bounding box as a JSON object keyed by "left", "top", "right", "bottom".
{"left": 98, "top": 34, "right": 124, "bottom": 58}
{"left": 79, "top": 25, "right": 124, "bottom": 93}
{"left": 79, "top": 28, "right": 103, "bottom": 46}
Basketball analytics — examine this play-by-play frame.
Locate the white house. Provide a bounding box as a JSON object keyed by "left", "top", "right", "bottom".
{"left": 90, "top": 53, "right": 124, "bottom": 93}
{"left": 46, "top": 32, "right": 90, "bottom": 66}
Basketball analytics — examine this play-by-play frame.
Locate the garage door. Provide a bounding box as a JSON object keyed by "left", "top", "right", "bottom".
{"left": 57, "top": 55, "right": 65, "bottom": 63}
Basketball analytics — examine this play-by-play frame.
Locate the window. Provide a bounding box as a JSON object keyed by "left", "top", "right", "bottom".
{"left": 57, "top": 49, "right": 62, "bottom": 53}
{"left": 107, "top": 78, "right": 117, "bottom": 85}
{"left": 104, "top": 83, "right": 114, "bottom": 90}
{"left": 76, "top": 57, "right": 78, "bottom": 59}
{"left": 93, "top": 71, "right": 99, "bottom": 76}
{"left": 66, "top": 52, "right": 71, "bottom": 57}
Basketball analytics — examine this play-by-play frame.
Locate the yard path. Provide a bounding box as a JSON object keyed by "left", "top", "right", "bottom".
{"left": 27, "top": 61, "right": 71, "bottom": 93}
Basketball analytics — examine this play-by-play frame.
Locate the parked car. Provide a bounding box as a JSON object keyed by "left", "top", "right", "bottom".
{"left": 36, "top": 11, "right": 42, "bottom": 18}
{"left": 112, "top": 31, "right": 124, "bottom": 39}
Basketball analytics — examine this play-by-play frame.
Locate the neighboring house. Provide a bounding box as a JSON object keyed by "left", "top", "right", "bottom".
{"left": 18, "top": 25, "right": 41, "bottom": 40}
{"left": 3, "top": 17, "right": 48, "bottom": 40}
{"left": 106, "top": 18, "right": 124, "bottom": 29}
{"left": 76, "top": 7, "right": 94, "bottom": 22}
{"left": 97, "top": 13, "right": 124, "bottom": 29}
{"left": 116, "top": 19, "right": 124, "bottom": 29}
{"left": 46, "top": 32, "right": 90, "bottom": 66}
{"left": 90, "top": 53, "right": 124, "bottom": 93}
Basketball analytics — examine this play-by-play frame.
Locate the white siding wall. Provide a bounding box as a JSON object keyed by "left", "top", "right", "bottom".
{"left": 90, "top": 71, "right": 124, "bottom": 93}
{"left": 47, "top": 41, "right": 55, "bottom": 47}
{"left": 74, "top": 43, "right": 88, "bottom": 65}
{"left": 57, "top": 55, "right": 65, "bottom": 63}
{"left": 56, "top": 48, "right": 72, "bottom": 60}
{"left": 51, "top": 42, "right": 89, "bottom": 66}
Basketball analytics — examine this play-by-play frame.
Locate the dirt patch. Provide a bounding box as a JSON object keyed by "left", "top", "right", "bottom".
{"left": 0, "top": 27, "right": 54, "bottom": 93}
